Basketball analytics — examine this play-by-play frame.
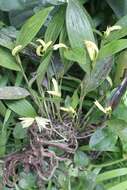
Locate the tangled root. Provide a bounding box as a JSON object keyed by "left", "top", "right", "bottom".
{"left": 3, "top": 121, "right": 78, "bottom": 187}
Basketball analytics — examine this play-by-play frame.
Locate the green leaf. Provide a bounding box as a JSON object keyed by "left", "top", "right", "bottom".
{"left": 71, "top": 90, "right": 79, "bottom": 109}
{"left": 0, "top": 27, "right": 15, "bottom": 49}
{"left": 3, "top": 109, "right": 11, "bottom": 127}
{"left": 106, "top": 0, "right": 127, "bottom": 18}
{"left": 0, "top": 0, "right": 39, "bottom": 11}
{"left": 107, "top": 119, "right": 127, "bottom": 152}
{"left": 0, "top": 101, "right": 6, "bottom": 117}
{"left": 36, "top": 51, "right": 52, "bottom": 86}
{"left": 113, "top": 104, "right": 127, "bottom": 123}
{"left": 66, "top": 0, "right": 95, "bottom": 48}
{"left": 13, "top": 123, "right": 27, "bottom": 139}
{"left": 74, "top": 150, "right": 90, "bottom": 167}
{"left": 96, "top": 168, "right": 127, "bottom": 183}
{"left": 43, "top": 0, "right": 66, "bottom": 5}
{"left": 19, "top": 172, "right": 36, "bottom": 189}
{"left": 45, "top": 6, "right": 65, "bottom": 43}
{"left": 0, "top": 0, "right": 24, "bottom": 11}
{"left": 99, "top": 39, "right": 127, "bottom": 60}
{"left": 107, "top": 181, "right": 127, "bottom": 190}
{"left": 105, "top": 27, "right": 127, "bottom": 43}
{"left": 0, "top": 109, "right": 11, "bottom": 156}
{"left": 59, "top": 25, "right": 73, "bottom": 72}
{"left": 83, "top": 56, "right": 113, "bottom": 94}
{"left": 0, "top": 47, "right": 20, "bottom": 71}
{"left": 116, "top": 14, "right": 127, "bottom": 27}
{"left": 6, "top": 99, "right": 37, "bottom": 117}
{"left": 114, "top": 50, "right": 127, "bottom": 86}
{"left": 0, "top": 129, "right": 6, "bottom": 156}
{"left": 64, "top": 47, "right": 90, "bottom": 73}
{"left": 65, "top": 96, "right": 71, "bottom": 108}
{"left": 89, "top": 127, "right": 118, "bottom": 151}
{"left": 0, "top": 87, "right": 30, "bottom": 100}
{"left": 16, "top": 7, "right": 53, "bottom": 48}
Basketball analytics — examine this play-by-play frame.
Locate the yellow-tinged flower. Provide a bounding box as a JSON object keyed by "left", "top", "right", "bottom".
{"left": 53, "top": 43, "right": 68, "bottom": 50}
{"left": 106, "top": 76, "right": 113, "bottom": 87}
{"left": 36, "top": 39, "right": 52, "bottom": 56}
{"left": 94, "top": 100, "right": 112, "bottom": 114}
{"left": 47, "top": 78, "right": 61, "bottom": 97}
{"left": 36, "top": 39, "right": 46, "bottom": 46}
{"left": 104, "top": 25, "right": 122, "bottom": 37}
{"left": 12, "top": 45, "right": 22, "bottom": 56}
{"left": 36, "top": 45, "right": 43, "bottom": 56}
{"left": 85, "top": 40, "right": 98, "bottom": 61}
{"left": 60, "top": 106, "right": 76, "bottom": 114}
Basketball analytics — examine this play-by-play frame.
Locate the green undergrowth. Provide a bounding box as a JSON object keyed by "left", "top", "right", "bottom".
{"left": 1, "top": 0, "right": 127, "bottom": 189}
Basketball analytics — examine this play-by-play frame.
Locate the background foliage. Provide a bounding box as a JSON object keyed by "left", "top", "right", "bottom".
{"left": 1, "top": 0, "right": 127, "bottom": 189}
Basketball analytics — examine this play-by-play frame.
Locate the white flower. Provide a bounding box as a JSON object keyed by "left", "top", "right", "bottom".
{"left": 35, "top": 117, "right": 50, "bottom": 132}
{"left": 19, "top": 116, "right": 50, "bottom": 132}
{"left": 19, "top": 117, "right": 34, "bottom": 128}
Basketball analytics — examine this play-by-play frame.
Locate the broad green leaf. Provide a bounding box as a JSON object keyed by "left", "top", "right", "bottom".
{"left": 59, "top": 25, "right": 73, "bottom": 72}
{"left": 65, "top": 96, "right": 71, "bottom": 108}
{"left": 71, "top": 90, "right": 79, "bottom": 109}
{"left": 0, "top": 109, "right": 12, "bottom": 156}
{"left": 0, "top": 0, "right": 24, "bottom": 11}
{"left": 74, "top": 150, "right": 89, "bottom": 167}
{"left": 0, "top": 27, "right": 18, "bottom": 49}
{"left": 0, "top": 87, "right": 30, "bottom": 100}
{"left": 86, "top": 168, "right": 102, "bottom": 190}
{"left": 114, "top": 50, "right": 127, "bottom": 86}
{"left": 18, "top": 173, "right": 37, "bottom": 189}
{"left": 0, "top": 0, "right": 40, "bottom": 11}
{"left": 89, "top": 127, "right": 118, "bottom": 151}
{"left": 96, "top": 168, "right": 127, "bottom": 182}
{"left": 83, "top": 56, "right": 113, "bottom": 94}
{"left": 107, "top": 181, "right": 127, "bottom": 190}
{"left": 6, "top": 99, "right": 37, "bottom": 117}
{"left": 113, "top": 104, "right": 127, "bottom": 123}
{"left": 106, "top": 0, "right": 127, "bottom": 18}
{"left": 99, "top": 39, "right": 127, "bottom": 60}
{"left": 0, "top": 101, "right": 6, "bottom": 117}
{"left": 36, "top": 51, "right": 52, "bottom": 86}
{"left": 107, "top": 119, "right": 127, "bottom": 152}
{"left": 45, "top": 6, "right": 65, "bottom": 43}
{"left": 0, "top": 129, "right": 6, "bottom": 156}
{"left": 3, "top": 109, "right": 12, "bottom": 127}
{"left": 64, "top": 47, "right": 90, "bottom": 73}
{"left": 0, "top": 75, "right": 8, "bottom": 87}
{"left": 105, "top": 27, "right": 127, "bottom": 43}
{"left": 13, "top": 123, "right": 27, "bottom": 139}
{"left": 66, "top": 0, "right": 95, "bottom": 48}
{"left": 123, "top": 90, "right": 127, "bottom": 106}
{"left": 16, "top": 7, "right": 53, "bottom": 48}
{"left": 43, "top": 0, "right": 66, "bottom": 5}
{"left": 0, "top": 47, "right": 20, "bottom": 71}
{"left": 0, "top": 33, "right": 14, "bottom": 49}
{"left": 116, "top": 14, "right": 127, "bottom": 27}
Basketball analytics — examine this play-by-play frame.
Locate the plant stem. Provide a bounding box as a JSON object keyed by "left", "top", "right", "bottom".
{"left": 15, "top": 54, "right": 40, "bottom": 109}
{"left": 90, "top": 158, "right": 127, "bottom": 169}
